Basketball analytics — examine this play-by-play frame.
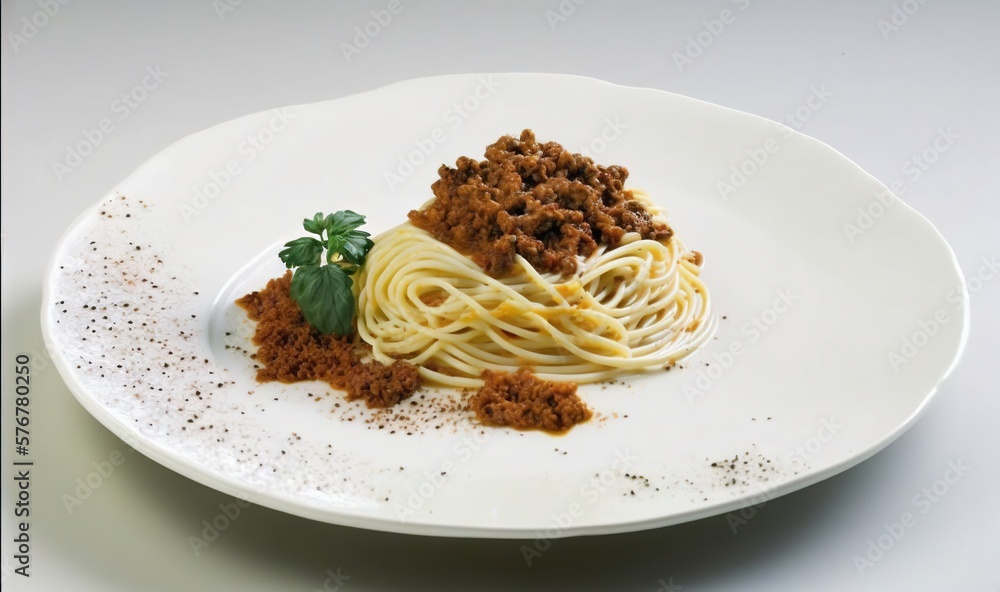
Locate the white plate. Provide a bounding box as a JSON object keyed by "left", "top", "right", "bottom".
{"left": 42, "top": 73, "right": 968, "bottom": 538}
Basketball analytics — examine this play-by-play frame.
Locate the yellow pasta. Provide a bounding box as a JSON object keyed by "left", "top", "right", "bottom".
{"left": 357, "top": 217, "right": 713, "bottom": 387}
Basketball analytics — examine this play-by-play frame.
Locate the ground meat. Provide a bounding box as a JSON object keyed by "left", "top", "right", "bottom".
{"left": 469, "top": 369, "right": 592, "bottom": 432}
{"left": 236, "top": 272, "right": 420, "bottom": 408}
{"left": 409, "top": 129, "right": 673, "bottom": 277}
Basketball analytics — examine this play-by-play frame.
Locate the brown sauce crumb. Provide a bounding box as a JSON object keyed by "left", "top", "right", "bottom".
{"left": 409, "top": 129, "right": 672, "bottom": 278}
{"left": 236, "top": 272, "right": 420, "bottom": 408}
{"left": 469, "top": 369, "right": 592, "bottom": 433}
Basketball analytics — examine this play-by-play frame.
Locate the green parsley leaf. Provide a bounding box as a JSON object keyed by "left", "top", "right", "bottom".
{"left": 290, "top": 265, "right": 355, "bottom": 336}
{"left": 339, "top": 230, "right": 374, "bottom": 265}
{"left": 328, "top": 210, "right": 366, "bottom": 235}
{"left": 325, "top": 233, "right": 347, "bottom": 263}
{"left": 278, "top": 237, "right": 323, "bottom": 268}
{"left": 302, "top": 212, "right": 327, "bottom": 236}
{"left": 279, "top": 210, "right": 375, "bottom": 335}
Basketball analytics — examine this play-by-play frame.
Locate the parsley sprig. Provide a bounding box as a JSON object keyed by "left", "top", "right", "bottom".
{"left": 278, "top": 211, "right": 374, "bottom": 335}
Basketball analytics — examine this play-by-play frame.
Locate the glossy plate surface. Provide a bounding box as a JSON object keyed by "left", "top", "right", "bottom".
{"left": 42, "top": 73, "right": 968, "bottom": 537}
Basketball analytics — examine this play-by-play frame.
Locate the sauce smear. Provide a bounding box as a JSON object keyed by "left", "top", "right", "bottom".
{"left": 469, "top": 368, "right": 592, "bottom": 432}
{"left": 236, "top": 272, "right": 421, "bottom": 407}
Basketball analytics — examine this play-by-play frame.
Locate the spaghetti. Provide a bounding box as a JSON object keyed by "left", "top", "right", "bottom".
{"left": 356, "top": 212, "right": 713, "bottom": 387}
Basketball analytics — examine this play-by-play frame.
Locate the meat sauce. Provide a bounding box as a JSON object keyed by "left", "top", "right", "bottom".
{"left": 409, "top": 129, "right": 672, "bottom": 278}
{"left": 236, "top": 272, "right": 421, "bottom": 408}
{"left": 469, "top": 369, "right": 592, "bottom": 433}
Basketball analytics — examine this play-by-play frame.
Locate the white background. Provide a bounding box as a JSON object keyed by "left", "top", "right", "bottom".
{"left": 2, "top": 1, "right": 998, "bottom": 590}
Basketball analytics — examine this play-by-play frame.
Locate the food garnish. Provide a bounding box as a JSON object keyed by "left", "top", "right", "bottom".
{"left": 277, "top": 210, "right": 373, "bottom": 335}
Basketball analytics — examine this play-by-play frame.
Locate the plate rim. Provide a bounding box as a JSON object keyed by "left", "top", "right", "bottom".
{"left": 40, "top": 72, "right": 971, "bottom": 538}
